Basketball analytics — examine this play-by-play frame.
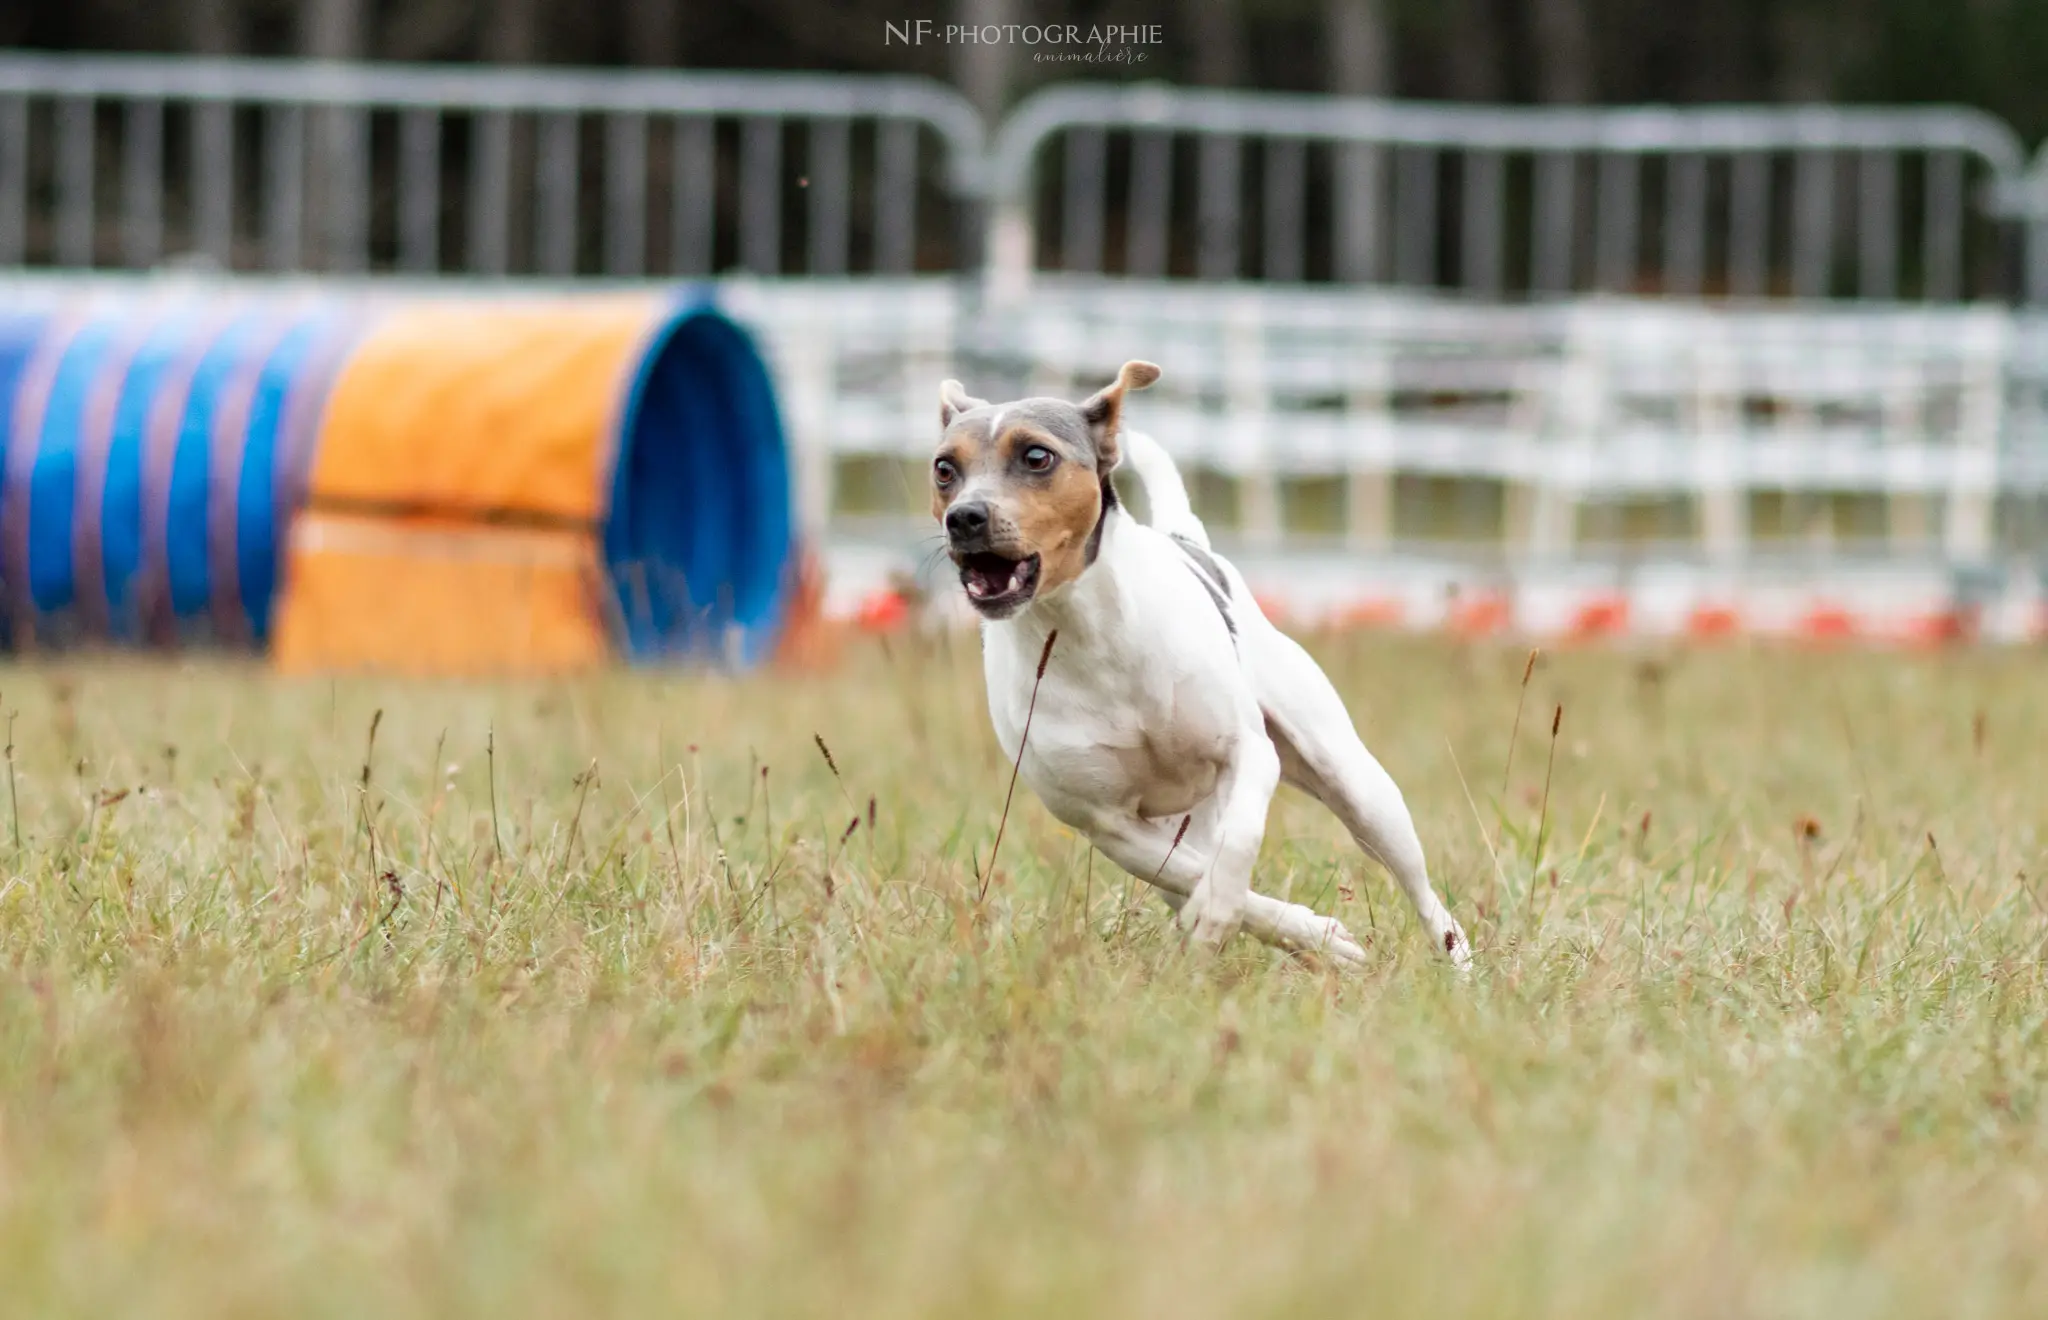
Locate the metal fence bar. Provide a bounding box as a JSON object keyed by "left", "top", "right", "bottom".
{"left": 1394, "top": 146, "right": 1436, "bottom": 286}
{"left": 2026, "top": 150, "right": 2048, "bottom": 305}
{"left": 0, "top": 55, "right": 986, "bottom": 168}
{"left": 0, "top": 98, "right": 22, "bottom": 264}
{"left": 1125, "top": 128, "right": 1171, "bottom": 278}
{"left": 319, "top": 105, "right": 368, "bottom": 272}
{"left": 467, "top": 108, "right": 511, "bottom": 275}
{"left": 311, "top": 105, "right": 339, "bottom": 269}
{"left": 1924, "top": 150, "right": 1962, "bottom": 300}
{"left": 1061, "top": 125, "right": 1104, "bottom": 273}
{"left": 672, "top": 115, "right": 713, "bottom": 275}
{"left": 1197, "top": 133, "right": 1241, "bottom": 280}
{"left": 992, "top": 86, "right": 2024, "bottom": 180}
{"left": 805, "top": 116, "right": 848, "bottom": 276}
{"left": 1792, "top": 149, "right": 1834, "bottom": 298}
{"left": 873, "top": 118, "right": 916, "bottom": 274}
{"left": 739, "top": 116, "right": 780, "bottom": 275}
{"left": 605, "top": 114, "right": 647, "bottom": 277}
{"left": 344, "top": 106, "right": 371, "bottom": 271}
{"left": 1532, "top": 151, "right": 1574, "bottom": 294}
{"left": 1596, "top": 150, "right": 1638, "bottom": 292}
{"left": 1663, "top": 152, "right": 1706, "bottom": 296}
{"left": 1460, "top": 150, "right": 1503, "bottom": 296}
{"left": 121, "top": 98, "right": 162, "bottom": 268}
{"left": 1333, "top": 142, "right": 1381, "bottom": 283}
{"left": 1857, "top": 150, "right": 1896, "bottom": 299}
{"left": 1729, "top": 152, "right": 1769, "bottom": 297}
{"left": 56, "top": 96, "right": 93, "bottom": 267}
{"left": 263, "top": 104, "right": 302, "bottom": 270}
{"left": 536, "top": 110, "right": 579, "bottom": 276}
{"left": 400, "top": 107, "right": 440, "bottom": 273}
{"left": 2031, "top": 216, "right": 2048, "bottom": 306}
{"left": 1262, "top": 137, "right": 1305, "bottom": 282}
{"left": 194, "top": 102, "right": 233, "bottom": 267}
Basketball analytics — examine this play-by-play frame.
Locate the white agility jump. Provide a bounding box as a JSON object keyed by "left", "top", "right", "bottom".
{"left": 721, "top": 277, "right": 2048, "bottom": 643}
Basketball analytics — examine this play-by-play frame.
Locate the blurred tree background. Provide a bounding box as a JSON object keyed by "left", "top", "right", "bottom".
{"left": 3, "top": 0, "right": 2046, "bottom": 139}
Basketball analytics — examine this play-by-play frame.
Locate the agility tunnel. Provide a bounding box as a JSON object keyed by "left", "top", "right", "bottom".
{"left": 0, "top": 289, "right": 795, "bottom": 672}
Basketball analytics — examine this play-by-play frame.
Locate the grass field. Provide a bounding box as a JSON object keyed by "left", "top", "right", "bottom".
{"left": 1, "top": 633, "right": 2045, "bottom": 1318}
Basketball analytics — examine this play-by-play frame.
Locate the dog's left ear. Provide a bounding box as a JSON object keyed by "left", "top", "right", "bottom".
{"left": 1079, "top": 360, "right": 1161, "bottom": 472}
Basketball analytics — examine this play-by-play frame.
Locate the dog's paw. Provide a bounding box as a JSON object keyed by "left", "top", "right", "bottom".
{"left": 1176, "top": 885, "right": 1246, "bottom": 949}
{"left": 1438, "top": 919, "right": 1474, "bottom": 971}
{"left": 1304, "top": 914, "right": 1368, "bottom": 967}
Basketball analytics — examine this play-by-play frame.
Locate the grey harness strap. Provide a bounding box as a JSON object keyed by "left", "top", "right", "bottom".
{"left": 1170, "top": 533, "right": 1236, "bottom": 637}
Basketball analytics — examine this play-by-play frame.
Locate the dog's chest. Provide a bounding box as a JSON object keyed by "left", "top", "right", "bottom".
{"left": 988, "top": 649, "right": 1235, "bottom": 821}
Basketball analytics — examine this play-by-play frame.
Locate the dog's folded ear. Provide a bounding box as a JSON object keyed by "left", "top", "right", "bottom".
{"left": 939, "top": 379, "right": 990, "bottom": 428}
{"left": 1079, "top": 360, "right": 1161, "bottom": 471}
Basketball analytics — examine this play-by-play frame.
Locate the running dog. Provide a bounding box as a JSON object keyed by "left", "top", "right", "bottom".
{"left": 933, "top": 361, "right": 1470, "bottom": 967}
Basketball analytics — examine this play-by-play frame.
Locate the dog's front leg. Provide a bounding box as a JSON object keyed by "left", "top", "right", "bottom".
{"left": 1171, "top": 730, "right": 1280, "bottom": 949}
{"left": 1086, "top": 808, "right": 1366, "bottom": 963}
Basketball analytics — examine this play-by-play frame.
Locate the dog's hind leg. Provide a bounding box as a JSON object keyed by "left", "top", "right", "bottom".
{"left": 1245, "top": 625, "right": 1472, "bottom": 965}
{"left": 1155, "top": 891, "right": 1366, "bottom": 967}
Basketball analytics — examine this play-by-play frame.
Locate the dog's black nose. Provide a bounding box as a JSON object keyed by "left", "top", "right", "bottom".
{"left": 945, "top": 502, "right": 990, "bottom": 544}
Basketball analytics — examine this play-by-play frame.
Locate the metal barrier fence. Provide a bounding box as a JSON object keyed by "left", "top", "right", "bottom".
{"left": 7, "top": 55, "right": 2048, "bottom": 303}
{"left": 2015, "top": 144, "right": 2048, "bottom": 304}
{"left": 0, "top": 54, "right": 984, "bottom": 277}
{"left": 988, "top": 85, "right": 2029, "bottom": 300}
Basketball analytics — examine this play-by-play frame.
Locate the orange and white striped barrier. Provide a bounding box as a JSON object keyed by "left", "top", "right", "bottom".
{"left": 820, "top": 551, "right": 2048, "bottom": 647}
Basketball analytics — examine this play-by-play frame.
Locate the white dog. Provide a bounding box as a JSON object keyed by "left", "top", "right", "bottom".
{"left": 933, "top": 361, "right": 1470, "bottom": 967}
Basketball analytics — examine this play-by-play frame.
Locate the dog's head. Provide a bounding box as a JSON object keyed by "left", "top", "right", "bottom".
{"left": 930, "top": 361, "right": 1160, "bottom": 619}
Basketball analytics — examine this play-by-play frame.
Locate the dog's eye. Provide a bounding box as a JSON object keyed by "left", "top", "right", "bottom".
{"left": 1021, "top": 445, "right": 1056, "bottom": 473}
{"left": 933, "top": 458, "right": 958, "bottom": 488}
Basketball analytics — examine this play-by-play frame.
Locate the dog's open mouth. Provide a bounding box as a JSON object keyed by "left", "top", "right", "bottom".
{"left": 957, "top": 551, "right": 1040, "bottom": 614}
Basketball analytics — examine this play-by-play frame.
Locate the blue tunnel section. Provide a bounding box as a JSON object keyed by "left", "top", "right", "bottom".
{"left": 0, "top": 298, "right": 362, "bottom": 651}
{"left": 606, "top": 297, "right": 795, "bottom": 665}
{"left": 0, "top": 289, "right": 797, "bottom": 668}
{"left": 0, "top": 309, "right": 54, "bottom": 652}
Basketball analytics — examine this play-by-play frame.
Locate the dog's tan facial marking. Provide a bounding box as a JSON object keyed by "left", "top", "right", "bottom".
{"left": 929, "top": 422, "right": 991, "bottom": 521}
{"left": 993, "top": 425, "right": 1101, "bottom": 593}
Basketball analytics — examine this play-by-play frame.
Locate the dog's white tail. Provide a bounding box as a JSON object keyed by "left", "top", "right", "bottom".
{"left": 1120, "top": 428, "right": 1209, "bottom": 550}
